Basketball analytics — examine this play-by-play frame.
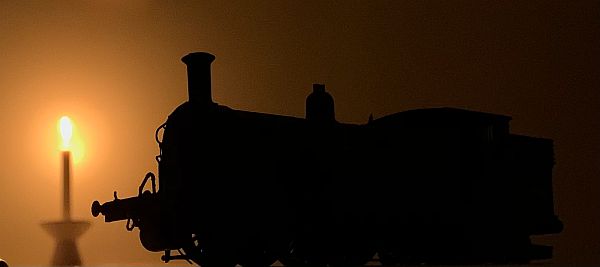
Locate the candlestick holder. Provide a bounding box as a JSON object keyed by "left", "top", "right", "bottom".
{"left": 42, "top": 220, "right": 90, "bottom": 266}
{"left": 42, "top": 116, "right": 90, "bottom": 266}
{"left": 41, "top": 220, "right": 90, "bottom": 266}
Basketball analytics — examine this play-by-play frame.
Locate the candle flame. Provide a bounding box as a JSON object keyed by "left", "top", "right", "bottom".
{"left": 59, "top": 116, "right": 73, "bottom": 150}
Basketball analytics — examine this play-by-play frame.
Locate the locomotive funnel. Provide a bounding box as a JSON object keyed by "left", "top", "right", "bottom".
{"left": 181, "top": 52, "right": 216, "bottom": 106}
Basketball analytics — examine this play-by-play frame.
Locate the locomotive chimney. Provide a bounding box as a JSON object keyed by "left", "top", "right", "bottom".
{"left": 181, "top": 52, "right": 216, "bottom": 106}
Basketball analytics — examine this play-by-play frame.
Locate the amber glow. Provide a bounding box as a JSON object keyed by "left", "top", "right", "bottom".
{"left": 59, "top": 116, "right": 73, "bottom": 150}
{"left": 0, "top": 1, "right": 596, "bottom": 266}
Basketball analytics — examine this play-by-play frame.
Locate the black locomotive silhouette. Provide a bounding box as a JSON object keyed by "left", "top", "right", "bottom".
{"left": 91, "top": 52, "right": 563, "bottom": 266}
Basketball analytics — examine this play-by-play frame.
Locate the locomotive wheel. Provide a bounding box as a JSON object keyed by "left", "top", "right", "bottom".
{"left": 327, "top": 233, "right": 375, "bottom": 267}
{"left": 182, "top": 233, "right": 237, "bottom": 267}
{"left": 237, "top": 248, "right": 278, "bottom": 267}
{"left": 328, "top": 248, "right": 375, "bottom": 267}
{"left": 236, "top": 237, "right": 280, "bottom": 267}
{"left": 278, "top": 240, "right": 328, "bottom": 267}
{"left": 377, "top": 248, "right": 400, "bottom": 266}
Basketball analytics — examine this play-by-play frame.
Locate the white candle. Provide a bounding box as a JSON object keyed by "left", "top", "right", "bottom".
{"left": 59, "top": 116, "right": 73, "bottom": 221}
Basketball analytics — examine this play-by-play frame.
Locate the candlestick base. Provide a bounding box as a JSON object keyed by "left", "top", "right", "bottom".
{"left": 41, "top": 220, "right": 90, "bottom": 267}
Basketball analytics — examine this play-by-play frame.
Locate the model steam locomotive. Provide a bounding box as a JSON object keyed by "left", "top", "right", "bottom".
{"left": 91, "top": 52, "right": 563, "bottom": 266}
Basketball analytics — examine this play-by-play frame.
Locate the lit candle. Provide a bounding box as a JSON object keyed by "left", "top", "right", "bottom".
{"left": 59, "top": 116, "right": 73, "bottom": 221}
